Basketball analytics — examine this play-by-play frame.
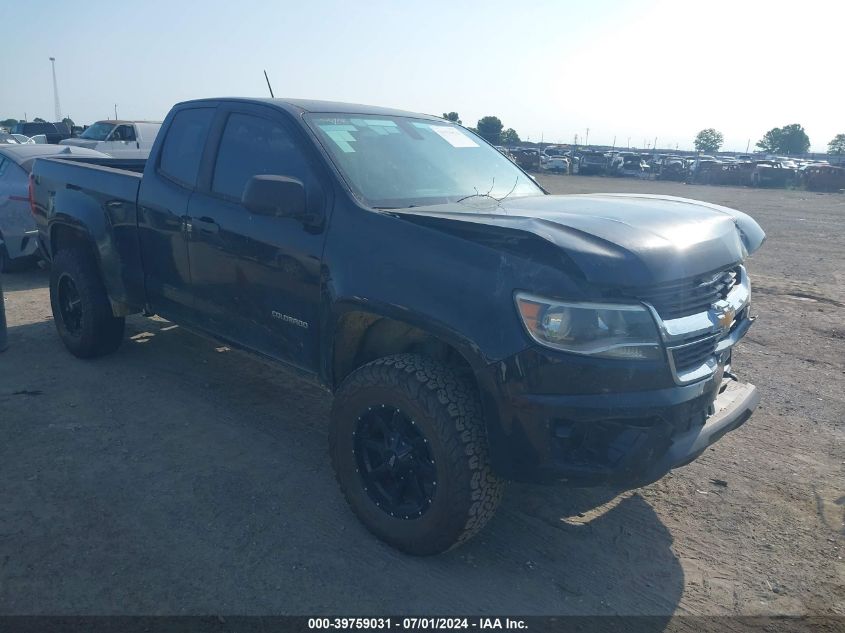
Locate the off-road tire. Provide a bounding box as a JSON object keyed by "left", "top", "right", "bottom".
{"left": 330, "top": 353, "right": 503, "bottom": 555}
{"left": 50, "top": 248, "right": 124, "bottom": 358}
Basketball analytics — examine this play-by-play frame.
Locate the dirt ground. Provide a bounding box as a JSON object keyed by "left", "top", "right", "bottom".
{"left": 1, "top": 175, "right": 842, "bottom": 618}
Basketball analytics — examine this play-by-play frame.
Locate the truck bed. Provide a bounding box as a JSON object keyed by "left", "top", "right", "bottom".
{"left": 53, "top": 155, "right": 147, "bottom": 174}
{"left": 32, "top": 155, "right": 147, "bottom": 313}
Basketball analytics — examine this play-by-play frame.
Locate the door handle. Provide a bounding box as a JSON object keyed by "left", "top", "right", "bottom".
{"left": 193, "top": 216, "right": 220, "bottom": 234}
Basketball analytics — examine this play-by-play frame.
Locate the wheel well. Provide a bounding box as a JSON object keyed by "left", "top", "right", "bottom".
{"left": 332, "top": 312, "right": 477, "bottom": 391}
{"left": 51, "top": 224, "right": 96, "bottom": 260}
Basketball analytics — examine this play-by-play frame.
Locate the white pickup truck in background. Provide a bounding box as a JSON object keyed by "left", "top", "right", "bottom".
{"left": 60, "top": 120, "right": 162, "bottom": 158}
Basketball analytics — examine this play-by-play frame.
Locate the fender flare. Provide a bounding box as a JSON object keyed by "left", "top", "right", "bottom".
{"left": 322, "top": 298, "right": 490, "bottom": 391}
{"left": 47, "top": 215, "right": 134, "bottom": 315}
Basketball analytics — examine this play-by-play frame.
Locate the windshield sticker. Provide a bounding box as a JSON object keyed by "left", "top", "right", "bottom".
{"left": 429, "top": 125, "right": 478, "bottom": 148}
{"left": 319, "top": 124, "right": 358, "bottom": 153}
{"left": 350, "top": 119, "right": 400, "bottom": 136}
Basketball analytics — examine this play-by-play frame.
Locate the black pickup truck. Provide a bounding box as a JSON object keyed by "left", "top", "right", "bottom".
{"left": 30, "top": 97, "right": 765, "bottom": 555}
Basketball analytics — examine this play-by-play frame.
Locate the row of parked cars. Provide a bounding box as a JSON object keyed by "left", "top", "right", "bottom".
{"left": 1, "top": 119, "right": 162, "bottom": 158}
{"left": 0, "top": 119, "right": 163, "bottom": 272}
{"left": 495, "top": 145, "right": 845, "bottom": 192}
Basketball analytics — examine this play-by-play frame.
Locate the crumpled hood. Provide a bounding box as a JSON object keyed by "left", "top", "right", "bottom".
{"left": 59, "top": 138, "right": 99, "bottom": 149}
{"left": 393, "top": 193, "right": 765, "bottom": 287}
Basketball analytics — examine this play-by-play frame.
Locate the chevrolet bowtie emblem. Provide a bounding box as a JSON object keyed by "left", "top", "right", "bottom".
{"left": 712, "top": 301, "right": 736, "bottom": 329}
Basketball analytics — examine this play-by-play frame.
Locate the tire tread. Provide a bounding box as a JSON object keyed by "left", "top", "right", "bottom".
{"left": 330, "top": 353, "right": 503, "bottom": 554}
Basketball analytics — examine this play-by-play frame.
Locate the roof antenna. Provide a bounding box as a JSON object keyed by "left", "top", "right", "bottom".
{"left": 263, "top": 70, "right": 275, "bottom": 98}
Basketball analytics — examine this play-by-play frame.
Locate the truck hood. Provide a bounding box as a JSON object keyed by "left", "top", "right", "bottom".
{"left": 59, "top": 138, "right": 98, "bottom": 149}
{"left": 393, "top": 193, "right": 765, "bottom": 287}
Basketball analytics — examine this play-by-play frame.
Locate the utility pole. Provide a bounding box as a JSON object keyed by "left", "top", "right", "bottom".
{"left": 627, "top": 136, "right": 631, "bottom": 149}
{"left": 746, "top": 139, "right": 750, "bottom": 153}
{"left": 114, "top": 104, "right": 118, "bottom": 120}
{"left": 49, "top": 57, "right": 62, "bottom": 121}
{"left": 585, "top": 128, "right": 590, "bottom": 146}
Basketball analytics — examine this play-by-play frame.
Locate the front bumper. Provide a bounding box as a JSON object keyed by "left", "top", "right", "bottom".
{"left": 478, "top": 266, "right": 758, "bottom": 485}
{"left": 638, "top": 377, "right": 758, "bottom": 483}
{"left": 479, "top": 353, "right": 757, "bottom": 485}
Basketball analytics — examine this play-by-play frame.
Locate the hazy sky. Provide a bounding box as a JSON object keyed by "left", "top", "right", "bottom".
{"left": 1, "top": 0, "right": 841, "bottom": 152}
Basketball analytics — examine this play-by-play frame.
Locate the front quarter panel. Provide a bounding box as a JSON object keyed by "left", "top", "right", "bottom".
{"left": 322, "top": 199, "right": 579, "bottom": 377}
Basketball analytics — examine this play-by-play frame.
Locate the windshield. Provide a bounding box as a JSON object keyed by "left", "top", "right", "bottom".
{"left": 306, "top": 114, "right": 542, "bottom": 208}
{"left": 80, "top": 122, "right": 116, "bottom": 141}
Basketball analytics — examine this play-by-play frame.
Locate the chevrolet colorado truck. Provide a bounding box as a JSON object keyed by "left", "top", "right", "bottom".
{"left": 30, "top": 98, "right": 765, "bottom": 555}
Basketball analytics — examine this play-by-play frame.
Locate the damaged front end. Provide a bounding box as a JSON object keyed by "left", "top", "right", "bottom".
{"left": 393, "top": 193, "right": 765, "bottom": 485}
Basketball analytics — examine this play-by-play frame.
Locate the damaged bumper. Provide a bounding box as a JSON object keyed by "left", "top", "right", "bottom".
{"left": 480, "top": 355, "right": 758, "bottom": 486}
{"left": 478, "top": 265, "right": 759, "bottom": 486}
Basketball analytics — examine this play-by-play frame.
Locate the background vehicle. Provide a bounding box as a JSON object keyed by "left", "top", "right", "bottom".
{"left": 60, "top": 120, "right": 162, "bottom": 158}
{"left": 801, "top": 164, "right": 845, "bottom": 191}
{"left": 1, "top": 144, "right": 109, "bottom": 271}
{"left": 509, "top": 147, "right": 540, "bottom": 171}
{"left": 572, "top": 150, "right": 608, "bottom": 175}
{"left": 654, "top": 155, "right": 687, "bottom": 181}
{"left": 11, "top": 121, "right": 71, "bottom": 144}
{"left": 1, "top": 133, "right": 23, "bottom": 145}
{"left": 699, "top": 162, "right": 754, "bottom": 186}
{"left": 749, "top": 160, "right": 795, "bottom": 187}
{"left": 31, "top": 97, "right": 764, "bottom": 555}
{"left": 769, "top": 155, "right": 798, "bottom": 169}
{"left": 612, "top": 153, "right": 651, "bottom": 178}
{"left": 540, "top": 153, "right": 570, "bottom": 173}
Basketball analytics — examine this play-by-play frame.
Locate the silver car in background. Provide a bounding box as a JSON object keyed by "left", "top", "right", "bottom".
{"left": 0, "top": 145, "right": 109, "bottom": 271}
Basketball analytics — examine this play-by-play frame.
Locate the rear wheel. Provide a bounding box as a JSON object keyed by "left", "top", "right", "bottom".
{"left": 50, "top": 248, "right": 124, "bottom": 358}
{"left": 330, "top": 354, "right": 503, "bottom": 555}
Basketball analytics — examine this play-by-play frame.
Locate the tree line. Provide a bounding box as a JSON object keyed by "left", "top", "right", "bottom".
{"left": 442, "top": 112, "right": 519, "bottom": 146}
{"left": 441, "top": 112, "right": 844, "bottom": 156}
{"left": 695, "top": 125, "right": 844, "bottom": 156}
{"left": 1, "top": 117, "right": 76, "bottom": 128}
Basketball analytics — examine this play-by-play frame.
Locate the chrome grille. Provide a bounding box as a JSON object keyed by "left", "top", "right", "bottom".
{"left": 631, "top": 266, "right": 741, "bottom": 320}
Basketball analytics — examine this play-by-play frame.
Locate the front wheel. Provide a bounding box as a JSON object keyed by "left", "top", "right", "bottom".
{"left": 330, "top": 354, "right": 503, "bottom": 555}
{"left": 50, "top": 248, "right": 125, "bottom": 358}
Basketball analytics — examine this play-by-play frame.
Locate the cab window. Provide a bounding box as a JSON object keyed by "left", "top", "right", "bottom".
{"left": 110, "top": 125, "right": 136, "bottom": 142}
{"left": 211, "top": 112, "right": 316, "bottom": 201}
{"left": 158, "top": 108, "right": 214, "bottom": 188}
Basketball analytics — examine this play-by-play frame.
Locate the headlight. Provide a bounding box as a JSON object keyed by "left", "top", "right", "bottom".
{"left": 515, "top": 293, "right": 662, "bottom": 360}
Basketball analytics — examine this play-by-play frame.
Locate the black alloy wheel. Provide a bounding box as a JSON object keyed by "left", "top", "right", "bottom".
{"left": 330, "top": 354, "right": 504, "bottom": 554}
{"left": 57, "top": 273, "right": 83, "bottom": 337}
{"left": 49, "top": 248, "right": 125, "bottom": 358}
{"left": 354, "top": 404, "right": 437, "bottom": 520}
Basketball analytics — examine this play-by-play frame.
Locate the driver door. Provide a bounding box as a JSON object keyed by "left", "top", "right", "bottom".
{"left": 185, "top": 105, "right": 330, "bottom": 372}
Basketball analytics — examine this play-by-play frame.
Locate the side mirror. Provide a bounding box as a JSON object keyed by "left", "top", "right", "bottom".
{"left": 242, "top": 175, "right": 306, "bottom": 219}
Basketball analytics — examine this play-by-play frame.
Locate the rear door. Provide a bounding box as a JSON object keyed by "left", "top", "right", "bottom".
{"left": 185, "top": 103, "right": 329, "bottom": 372}
{"left": 137, "top": 106, "right": 215, "bottom": 323}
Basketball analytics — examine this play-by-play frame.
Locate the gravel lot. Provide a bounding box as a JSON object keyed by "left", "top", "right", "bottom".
{"left": 1, "top": 175, "right": 842, "bottom": 618}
